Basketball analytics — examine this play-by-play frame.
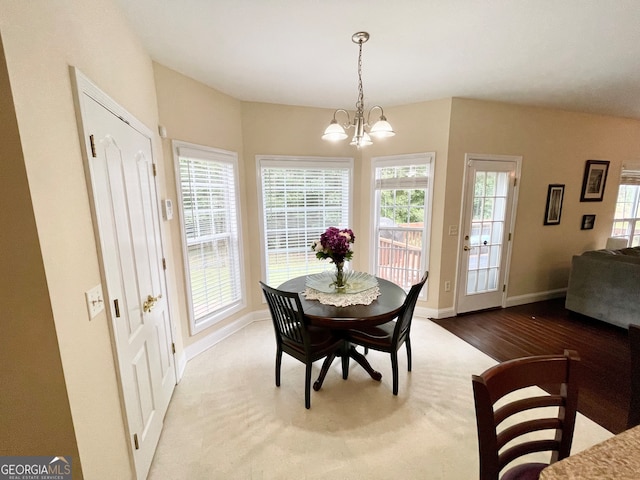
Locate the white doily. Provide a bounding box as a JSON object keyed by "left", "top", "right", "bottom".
{"left": 303, "top": 286, "right": 381, "bottom": 307}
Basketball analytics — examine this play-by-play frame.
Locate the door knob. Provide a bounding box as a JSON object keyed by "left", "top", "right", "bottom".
{"left": 463, "top": 245, "right": 472, "bottom": 251}
{"left": 143, "top": 294, "right": 161, "bottom": 313}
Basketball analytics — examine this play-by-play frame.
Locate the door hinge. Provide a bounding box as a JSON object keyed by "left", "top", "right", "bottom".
{"left": 152, "top": 163, "right": 157, "bottom": 176}
{"left": 514, "top": 178, "right": 517, "bottom": 187}
{"left": 89, "top": 135, "right": 97, "bottom": 158}
{"left": 114, "top": 299, "right": 120, "bottom": 318}
{"left": 162, "top": 258, "right": 167, "bottom": 270}
{"left": 133, "top": 433, "right": 139, "bottom": 450}
{"left": 503, "top": 284, "right": 506, "bottom": 292}
{"left": 508, "top": 233, "right": 512, "bottom": 241}
{"left": 172, "top": 342, "right": 176, "bottom": 354}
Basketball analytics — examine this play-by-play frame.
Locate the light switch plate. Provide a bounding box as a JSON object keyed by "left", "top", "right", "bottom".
{"left": 85, "top": 284, "right": 105, "bottom": 320}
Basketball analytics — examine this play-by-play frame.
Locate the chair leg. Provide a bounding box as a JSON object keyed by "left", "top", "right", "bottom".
{"left": 391, "top": 350, "right": 399, "bottom": 395}
{"left": 314, "top": 351, "right": 337, "bottom": 391}
{"left": 406, "top": 338, "right": 412, "bottom": 372}
{"left": 305, "top": 363, "right": 312, "bottom": 409}
{"left": 275, "top": 347, "right": 282, "bottom": 387}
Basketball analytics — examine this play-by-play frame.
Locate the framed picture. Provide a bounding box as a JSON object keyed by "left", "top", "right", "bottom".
{"left": 544, "top": 184, "right": 565, "bottom": 225}
{"left": 580, "top": 160, "right": 610, "bottom": 202}
{"left": 581, "top": 214, "right": 596, "bottom": 230}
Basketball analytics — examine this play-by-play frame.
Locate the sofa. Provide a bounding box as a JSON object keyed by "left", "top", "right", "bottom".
{"left": 565, "top": 246, "right": 640, "bottom": 329}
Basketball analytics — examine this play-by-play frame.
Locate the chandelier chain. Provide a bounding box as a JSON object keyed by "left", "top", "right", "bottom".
{"left": 356, "top": 40, "right": 364, "bottom": 114}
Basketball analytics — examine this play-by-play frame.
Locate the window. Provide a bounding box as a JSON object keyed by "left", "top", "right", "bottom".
{"left": 174, "top": 142, "right": 244, "bottom": 333}
{"left": 611, "top": 164, "right": 640, "bottom": 247}
{"left": 372, "top": 153, "right": 434, "bottom": 292}
{"left": 258, "top": 156, "right": 353, "bottom": 286}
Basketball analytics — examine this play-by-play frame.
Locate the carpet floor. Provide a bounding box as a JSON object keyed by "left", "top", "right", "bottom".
{"left": 148, "top": 318, "right": 611, "bottom": 479}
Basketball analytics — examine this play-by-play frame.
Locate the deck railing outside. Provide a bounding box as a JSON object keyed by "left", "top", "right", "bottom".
{"left": 377, "top": 228, "right": 422, "bottom": 289}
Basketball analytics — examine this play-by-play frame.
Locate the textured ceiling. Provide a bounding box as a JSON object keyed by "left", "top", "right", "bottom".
{"left": 114, "top": 0, "right": 640, "bottom": 119}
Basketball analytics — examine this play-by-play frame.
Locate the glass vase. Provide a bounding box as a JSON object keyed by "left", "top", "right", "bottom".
{"left": 334, "top": 261, "right": 347, "bottom": 293}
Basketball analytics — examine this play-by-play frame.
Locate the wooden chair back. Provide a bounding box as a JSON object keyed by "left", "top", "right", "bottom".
{"left": 260, "top": 281, "right": 309, "bottom": 352}
{"left": 472, "top": 349, "right": 580, "bottom": 480}
{"left": 393, "top": 271, "right": 428, "bottom": 345}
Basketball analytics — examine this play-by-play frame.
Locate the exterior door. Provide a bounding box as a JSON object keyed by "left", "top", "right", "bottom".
{"left": 73, "top": 70, "right": 175, "bottom": 479}
{"left": 456, "top": 155, "right": 520, "bottom": 314}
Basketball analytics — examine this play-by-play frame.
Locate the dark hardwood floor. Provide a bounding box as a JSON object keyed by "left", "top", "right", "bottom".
{"left": 432, "top": 298, "right": 631, "bottom": 434}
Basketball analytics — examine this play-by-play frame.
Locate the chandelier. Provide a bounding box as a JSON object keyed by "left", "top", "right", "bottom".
{"left": 322, "top": 32, "right": 395, "bottom": 148}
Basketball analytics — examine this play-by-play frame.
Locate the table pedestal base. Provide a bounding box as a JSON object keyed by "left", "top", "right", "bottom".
{"left": 313, "top": 343, "right": 381, "bottom": 391}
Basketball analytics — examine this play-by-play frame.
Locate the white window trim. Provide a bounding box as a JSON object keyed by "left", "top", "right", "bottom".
{"left": 173, "top": 140, "right": 246, "bottom": 335}
{"left": 256, "top": 155, "right": 354, "bottom": 287}
{"left": 370, "top": 152, "right": 435, "bottom": 298}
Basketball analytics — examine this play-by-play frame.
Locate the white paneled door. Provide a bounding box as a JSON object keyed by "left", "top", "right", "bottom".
{"left": 456, "top": 155, "right": 520, "bottom": 314}
{"left": 73, "top": 70, "right": 175, "bottom": 479}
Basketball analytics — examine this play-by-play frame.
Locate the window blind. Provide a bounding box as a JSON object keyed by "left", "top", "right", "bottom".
{"left": 176, "top": 143, "right": 242, "bottom": 331}
{"left": 621, "top": 163, "right": 640, "bottom": 186}
{"left": 259, "top": 157, "right": 352, "bottom": 286}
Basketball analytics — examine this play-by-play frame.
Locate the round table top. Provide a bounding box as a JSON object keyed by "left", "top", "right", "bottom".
{"left": 278, "top": 275, "right": 406, "bottom": 329}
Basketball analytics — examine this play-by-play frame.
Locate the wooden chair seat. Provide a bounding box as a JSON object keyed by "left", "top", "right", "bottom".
{"left": 282, "top": 325, "right": 342, "bottom": 355}
{"left": 500, "top": 463, "right": 547, "bottom": 480}
{"left": 348, "top": 322, "right": 395, "bottom": 348}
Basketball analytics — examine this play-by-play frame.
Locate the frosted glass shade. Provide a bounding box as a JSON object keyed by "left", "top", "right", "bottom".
{"left": 322, "top": 121, "right": 348, "bottom": 141}
{"left": 369, "top": 118, "right": 395, "bottom": 138}
{"left": 350, "top": 132, "right": 372, "bottom": 148}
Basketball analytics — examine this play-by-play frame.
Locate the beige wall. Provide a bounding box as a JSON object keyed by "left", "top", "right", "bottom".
{"left": 447, "top": 98, "right": 640, "bottom": 302}
{"left": 358, "top": 99, "right": 453, "bottom": 308}
{"left": 0, "top": 0, "right": 168, "bottom": 477}
{"left": 0, "top": 34, "right": 82, "bottom": 470}
{"left": 153, "top": 63, "right": 247, "bottom": 347}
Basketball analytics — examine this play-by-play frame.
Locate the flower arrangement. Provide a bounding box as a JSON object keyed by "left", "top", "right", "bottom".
{"left": 311, "top": 227, "right": 355, "bottom": 290}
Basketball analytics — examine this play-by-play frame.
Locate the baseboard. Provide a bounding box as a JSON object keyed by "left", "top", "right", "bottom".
{"left": 415, "top": 305, "right": 456, "bottom": 320}
{"left": 176, "top": 352, "right": 188, "bottom": 382}
{"left": 183, "top": 311, "right": 264, "bottom": 363}
{"left": 419, "top": 290, "right": 567, "bottom": 323}
{"left": 505, "top": 288, "right": 566, "bottom": 308}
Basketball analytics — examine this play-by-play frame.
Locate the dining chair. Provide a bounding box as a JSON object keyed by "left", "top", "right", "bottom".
{"left": 345, "top": 271, "right": 428, "bottom": 395}
{"left": 472, "top": 349, "right": 580, "bottom": 480}
{"left": 628, "top": 324, "right": 640, "bottom": 428}
{"left": 259, "top": 281, "right": 344, "bottom": 409}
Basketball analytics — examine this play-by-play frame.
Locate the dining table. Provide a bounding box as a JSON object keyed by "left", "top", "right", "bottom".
{"left": 278, "top": 273, "right": 406, "bottom": 390}
{"left": 539, "top": 424, "right": 640, "bottom": 479}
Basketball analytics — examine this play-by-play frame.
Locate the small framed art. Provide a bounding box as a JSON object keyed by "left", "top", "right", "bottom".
{"left": 580, "top": 160, "right": 609, "bottom": 202}
{"left": 581, "top": 214, "right": 596, "bottom": 230}
{"left": 544, "top": 184, "right": 565, "bottom": 225}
